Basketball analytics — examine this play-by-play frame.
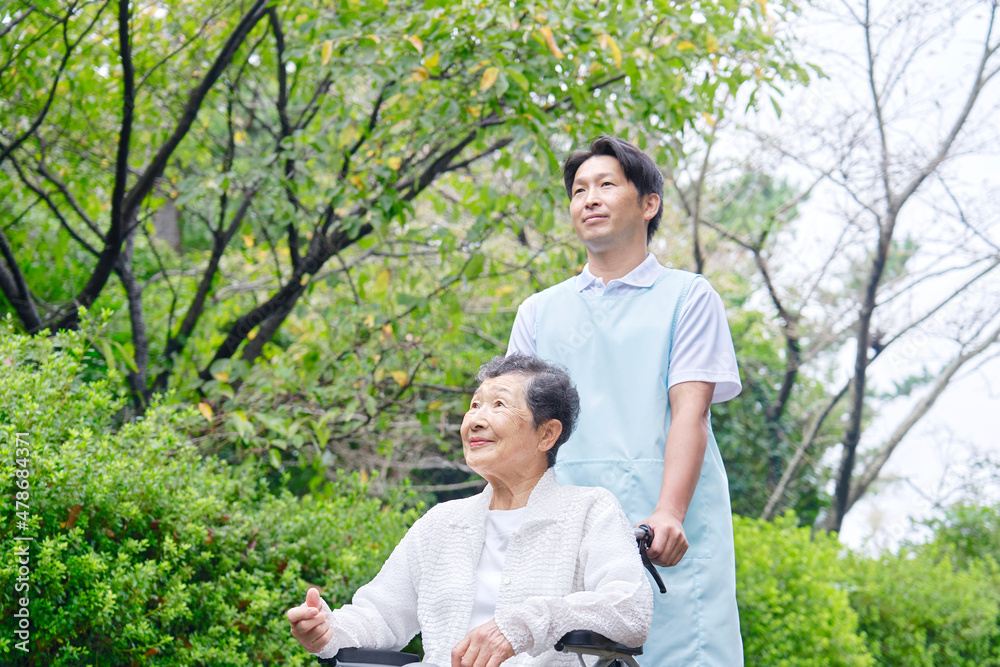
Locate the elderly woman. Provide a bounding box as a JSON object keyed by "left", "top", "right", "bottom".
{"left": 287, "top": 353, "right": 653, "bottom": 666}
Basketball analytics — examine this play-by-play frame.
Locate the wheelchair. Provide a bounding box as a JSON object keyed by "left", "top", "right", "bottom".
{"left": 318, "top": 525, "right": 666, "bottom": 667}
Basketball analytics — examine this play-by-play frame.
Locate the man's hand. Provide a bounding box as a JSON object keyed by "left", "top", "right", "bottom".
{"left": 638, "top": 509, "right": 688, "bottom": 567}
{"left": 451, "top": 619, "right": 515, "bottom": 667}
{"left": 286, "top": 587, "right": 334, "bottom": 654}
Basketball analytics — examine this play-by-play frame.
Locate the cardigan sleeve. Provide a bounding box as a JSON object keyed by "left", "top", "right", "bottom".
{"left": 493, "top": 492, "right": 654, "bottom": 656}
{"left": 311, "top": 519, "right": 423, "bottom": 660}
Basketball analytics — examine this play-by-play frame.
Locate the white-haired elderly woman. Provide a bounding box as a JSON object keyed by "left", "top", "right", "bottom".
{"left": 287, "top": 353, "right": 653, "bottom": 667}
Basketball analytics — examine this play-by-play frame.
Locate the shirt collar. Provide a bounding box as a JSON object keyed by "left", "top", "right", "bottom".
{"left": 575, "top": 253, "right": 662, "bottom": 292}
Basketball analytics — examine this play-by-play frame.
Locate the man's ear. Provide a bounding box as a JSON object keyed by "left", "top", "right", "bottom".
{"left": 642, "top": 193, "right": 661, "bottom": 222}
{"left": 536, "top": 419, "right": 563, "bottom": 452}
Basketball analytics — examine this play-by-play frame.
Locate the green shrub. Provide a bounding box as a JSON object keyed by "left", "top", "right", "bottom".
{"left": 735, "top": 513, "right": 874, "bottom": 666}
{"left": 847, "top": 541, "right": 1000, "bottom": 666}
{"left": 0, "top": 319, "right": 419, "bottom": 666}
{"left": 924, "top": 501, "right": 1000, "bottom": 566}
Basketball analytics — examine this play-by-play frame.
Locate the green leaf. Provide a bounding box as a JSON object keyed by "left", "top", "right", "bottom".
{"left": 463, "top": 252, "right": 486, "bottom": 278}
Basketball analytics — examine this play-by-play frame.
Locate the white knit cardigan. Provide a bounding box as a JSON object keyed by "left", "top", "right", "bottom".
{"left": 311, "top": 469, "right": 654, "bottom": 666}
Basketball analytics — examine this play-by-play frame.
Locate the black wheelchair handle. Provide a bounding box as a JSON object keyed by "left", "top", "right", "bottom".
{"left": 634, "top": 524, "right": 667, "bottom": 594}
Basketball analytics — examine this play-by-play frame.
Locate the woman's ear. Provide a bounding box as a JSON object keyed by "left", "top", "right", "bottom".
{"left": 536, "top": 419, "right": 563, "bottom": 452}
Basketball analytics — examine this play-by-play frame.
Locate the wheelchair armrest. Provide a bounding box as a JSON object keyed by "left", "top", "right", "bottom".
{"left": 318, "top": 647, "right": 421, "bottom": 666}
{"left": 554, "top": 630, "right": 643, "bottom": 656}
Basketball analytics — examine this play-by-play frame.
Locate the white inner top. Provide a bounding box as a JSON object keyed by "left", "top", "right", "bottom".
{"left": 467, "top": 506, "right": 527, "bottom": 631}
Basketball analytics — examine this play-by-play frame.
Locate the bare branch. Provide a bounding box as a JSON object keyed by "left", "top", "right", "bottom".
{"left": 842, "top": 313, "right": 1000, "bottom": 514}
{"left": 761, "top": 379, "right": 851, "bottom": 520}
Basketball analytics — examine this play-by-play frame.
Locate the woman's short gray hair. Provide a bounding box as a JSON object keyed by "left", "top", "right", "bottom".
{"left": 476, "top": 353, "right": 580, "bottom": 468}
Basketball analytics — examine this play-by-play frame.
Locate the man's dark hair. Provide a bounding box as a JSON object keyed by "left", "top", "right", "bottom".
{"left": 476, "top": 353, "right": 580, "bottom": 468}
{"left": 562, "top": 135, "right": 665, "bottom": 243}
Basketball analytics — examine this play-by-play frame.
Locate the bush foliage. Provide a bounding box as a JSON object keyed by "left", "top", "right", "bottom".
{"left": 3, "top": 320, "right": 999, "bottom": 666}
{"left": 0, "top": 318, "right": 419, "bottom": 666}
{"left": 735, "top": 513, "right": 874, "bottom": 666}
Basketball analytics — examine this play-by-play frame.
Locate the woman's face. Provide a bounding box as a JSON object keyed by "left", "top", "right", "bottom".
{"left": 460, "top": 374, "right": 551, "bottom": 480}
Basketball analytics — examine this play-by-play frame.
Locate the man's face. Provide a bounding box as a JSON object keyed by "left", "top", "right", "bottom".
{"left": 569, "top": 155, "right": 658, "bottom": 254}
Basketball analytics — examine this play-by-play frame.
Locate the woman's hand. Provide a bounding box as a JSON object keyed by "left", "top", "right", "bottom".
{"left": 286, "top": 587, "right": 334, "bottom": 653}
{"left": 451, "top": 619, "right": 515, "bottom": 667}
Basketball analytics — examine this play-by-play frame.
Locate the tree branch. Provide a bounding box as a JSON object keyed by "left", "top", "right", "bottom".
{"left": 839, "top": 313, "right": 1000, "bottom": 518}
{"left": 8, "top": 155, "right": 101, "bottom": 257}
{"left": 153, "top": 184, "right": 260, "bottom": 392}
{"left": 0, "top": 225, "right": 43, "bottom": 332}
{"left": 120, "top": 0, "right": 272, "bottom": 226}
{"left": 761, "top": 379, "right": 851, "bottom": 520}
{"left": 0, "top": 1, "right": 110, "bottom": 167}
{"left": 0, "top": 7, "right": 34, "bottom": 41}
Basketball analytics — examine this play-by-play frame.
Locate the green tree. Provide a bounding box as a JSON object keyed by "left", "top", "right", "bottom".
{"left": 0, "top": 0, "right": 807, "bottom": 411}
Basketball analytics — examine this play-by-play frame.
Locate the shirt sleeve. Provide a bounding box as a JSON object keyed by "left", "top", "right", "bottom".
{"left": 311, "top": 521, "right": 422, "bottom": 659}
{"left": 668, "top": 276, "right": 742, "bottom": 403}
{"left": 506, "top": 293, "right": 539, "bottom": 356}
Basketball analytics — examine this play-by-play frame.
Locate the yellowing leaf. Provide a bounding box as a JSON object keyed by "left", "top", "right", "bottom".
{"left": 359, "top": 469, "right": 369, "bottom": 483}
{"left": 213, "top": 371, "right": 229, "bottom": 382}
{"left": 702, "top": 112, "right": 717, "bottom": 127}
{"left": 387, "top": 156, "right": 402, "bottom": 170}
{"left": 390, "top": 370, "right": 408, "bottom": 387}
{"left": 242, "top": 234, "right": 254, "bottom": 248}
{"left": 469, "top": 59, "right": 491, "bottom": 74}
{"left": 411, "top": 66, "right": 429, "bottom": 82}
{"left": 233, "top": 130, "right": 246, "bottom": 144}
{"left": 364, "top": 315, "right": 375, "bottom": 328}
{"left": 539, "top": 26, "right": 564, "bottom": 59}
{"left": 405, "top": 34, "right": 423, "bottom": 53}
{"left": 321, "top": 39, "right": 334, "bottom": 65}
{"left": 198, "top": 402, "right": 214, "bottom": 420}
{"left": 375, "top": 268, "right": 390, "bottom": 293}
{"left": 247, "top": 329, "right": 257, "bottom": 340}
{"left": 381, "top": 323, "right": 393, "bottom": 337}
{"left": 425, "top": 51, "right": 440, "bottom": 69}
{"left": 364, "top": 33, "right": 381, "bottom": 44}
{"left": 300, "top": 273, "right": 310, "bottom": 286}
{"left": 338, "top": 125, "right": 360, "bottom": 149}
{"left": 494, "top": 284, "right": 514, "bottom": 296}
{"left": 479, "top": 66, "right": 500, "bottom": 91}
{"left": 606, "top": 35, "right": 622, "bottom": 67}
{"left": 677, "top": 40, "right": 696, "bottom": 51}
{"left": 705, "top": 34, "right": 719, "bottom": 54}
{"left": 428, "top": 400, "right": 444, "bottom": 410}
{"left": 350, "top": 175, "right": 365, "bottom": 190}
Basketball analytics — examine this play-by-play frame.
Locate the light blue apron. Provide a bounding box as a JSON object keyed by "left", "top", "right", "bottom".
{"left": 534, "top": 270, "right": 743, "bottom": 666}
